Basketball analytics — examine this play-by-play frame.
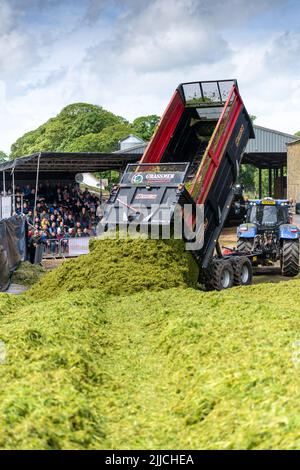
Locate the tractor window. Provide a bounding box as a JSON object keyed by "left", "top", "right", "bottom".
{"left": 249, "top": 205, "right": 287, "bottom": 226}
{"left": 262, "top": 206, "right": 278, "bottom": 225}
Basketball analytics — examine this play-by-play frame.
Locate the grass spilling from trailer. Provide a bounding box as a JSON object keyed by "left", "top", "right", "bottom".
{"left": 28, "top": 237, "right": 199, "bottom": 299}
{"left": 1, "top": 238, "right": 300, "bottom": 449}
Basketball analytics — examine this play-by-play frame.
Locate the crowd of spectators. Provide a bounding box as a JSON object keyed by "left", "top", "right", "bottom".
{"left": 6, "top": 182, "right": 103, "bottom": 255}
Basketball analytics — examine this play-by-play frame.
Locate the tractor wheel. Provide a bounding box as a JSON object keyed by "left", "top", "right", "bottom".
{"left": 231, "top": 256, "right": 253, "bottom": 286}
{"left": 207, "top": 260, "right": 234, "bottom": 291}
{"left": 281, "top": 240, "right": 299, "bottom": 277}
{"left": 237, "top": 238, "right": 254, "bottom": 253}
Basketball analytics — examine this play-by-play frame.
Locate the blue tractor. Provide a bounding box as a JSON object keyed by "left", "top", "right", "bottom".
{"left": 237, "top": 198, "right": 299, "bottom": 277}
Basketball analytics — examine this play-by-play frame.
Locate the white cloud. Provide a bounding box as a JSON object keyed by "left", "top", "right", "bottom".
{"left": 0, "top": 0, "right": 299, "bottom": 155}
{"left": 265, "top": 31, "right": 300, "bottom": 72}
{"left": 231, "top": 29, "right": 300, "bottom": 134}
{"left": 0, "top": 2, "right": 14, "bottom": 32}
{"left": 0, "top": 2, "right": 39, "bottom": 81}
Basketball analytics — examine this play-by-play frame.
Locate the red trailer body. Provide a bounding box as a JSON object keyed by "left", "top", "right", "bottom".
{"left": 102, "top": 80, "right": 255, "bottom": 273}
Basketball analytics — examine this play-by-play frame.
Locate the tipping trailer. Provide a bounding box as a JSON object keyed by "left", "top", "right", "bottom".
{"left": 102, "top": 79, "right": 256, "bottom": 290}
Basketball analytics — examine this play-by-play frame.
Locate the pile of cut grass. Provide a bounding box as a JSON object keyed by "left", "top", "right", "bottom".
{"left": 0, "top": 290, "right": 108, "bottom": 449}
{"left": 11, "top": 262, "right": 46, "bottom": 287}
{"left": 0, "top": 280, "right": 300, "bottom": 448}
{"left": 28, "top": 237, "right": 199, "bottom": 299}
{"left": 100, "top": 284, "right": 300, "bottom": 450}
{"left": 1, "top": 236, "right": 300, "bottom": 449}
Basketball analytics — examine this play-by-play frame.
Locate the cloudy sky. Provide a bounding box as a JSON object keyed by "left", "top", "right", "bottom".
{"left": 0, "top": 0, "right": 299, "bottom": 153}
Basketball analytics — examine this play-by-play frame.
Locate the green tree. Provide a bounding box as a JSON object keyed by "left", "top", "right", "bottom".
{"left": 296, "top": 131, "right": 300, "bottom": 137}
{"left": 0, "top": 151, "right": 7, "bottom": 162}
{"left": 10, "top": 103, "right": 127, "bottom": 158}
{"left": 10, "top": 103, "right": 159, "bottom": 160}
{"left": 63, "top": 124, "right": 136, "bottom": 153}
{"left": 239, "top": 164, "right": 256, "bottom": 190}
{"left": 132, "top": 115, "right": 160, "bottom": 141}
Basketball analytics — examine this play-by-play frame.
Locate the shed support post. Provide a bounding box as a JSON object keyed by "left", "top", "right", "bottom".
{"left": 280, "top": 166, "right": 284, "bottom": 199}
{"left": 99, "top": 172, "right": 103, "bottom": 205}
{"left": 268, "top": 167, "right": 272, "bottom": 197}
{"left": 12, "top": 169, "right": 15, "bottom": 214}
{"left": 33, "top": 152, "right": 41, "bottom": 216}
{"left": 2, "top": 171, "right": 6, "bottom": 196}
{"left": 258, "top": 168, "right": 262, "bottom": 198}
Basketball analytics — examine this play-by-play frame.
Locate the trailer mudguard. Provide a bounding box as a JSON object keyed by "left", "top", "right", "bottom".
{"left": 279, "top": 224, "right": 299, "bottom": 240}
{"left": 237, "top": 223, "right": 257, "bottom": 238}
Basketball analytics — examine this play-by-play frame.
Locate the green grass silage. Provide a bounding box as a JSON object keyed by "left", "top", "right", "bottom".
{"left": 11, "top": 262, "right": 46, "bottom": 287}
{"left": 101, "top": 284, "right": 300, "bottom": 450}
{"left": 0, "top": 291, "right": 109, "bottom": 449}
{"left": 0, "top": 238, "right": 300, "bottom": 449}
{"left": 1, "top": 283, "right": 300, "bottom": 449}
{"left": 28, "top": 237, "right": 199, "bottom": 299}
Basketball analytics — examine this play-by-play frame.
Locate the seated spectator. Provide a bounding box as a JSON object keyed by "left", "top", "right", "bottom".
{"left": 66, "top": 214, "right": 75, "bottom": 229}
{"left": 65, "top": 227, "right": 75, "bottom": 239}
{"left": 80, "top": 207, "right": 90, "bottom": 229}
{"left": 24, "top": 185, "right": 31, "bottom": 197}
{"left": 4, "top": 181, "right": 102, "bottom": 255}
{"left": 27, "top": 211, "right": 33, "bottom": 225}
{"left": 22, "top": 202, "right": 29, "bottom": 215}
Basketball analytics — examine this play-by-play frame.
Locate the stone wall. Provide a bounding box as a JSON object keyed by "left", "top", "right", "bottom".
{"left": 287, "top": 140, "right": 300, "bottom": 202}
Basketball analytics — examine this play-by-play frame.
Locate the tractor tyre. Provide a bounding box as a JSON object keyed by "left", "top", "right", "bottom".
{"left": 231, "top": 256, "right": 253, "bottom": 286}
{"left": 237, "top": 238, "right": 254, "bottom": 253}
{"left": 208, "top": 260, "right": 234, "bottom": 291}
{"left": 281, "top": 240, "right": 299, "bottom": 277}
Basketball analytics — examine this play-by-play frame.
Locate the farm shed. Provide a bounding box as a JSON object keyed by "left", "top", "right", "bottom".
{"left": 242, "top": 125, "right": 298, "bottom": 198}
{"left": 117, "top": 127, "right": 299, "bottom": 199}
{"left": 0, "top": 151, "right": 141, "bottom": 192}
{"left": 0, "top": 127, "right": 297, "bottom": 201}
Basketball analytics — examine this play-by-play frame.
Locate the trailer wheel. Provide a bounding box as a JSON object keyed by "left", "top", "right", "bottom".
{"left": 231, "top": 257, "right": 253, "bottom": 286}
{"left": 281, "top": 240, "right": 299, "bottom": 277}
{"left": 237, "top": 238, "right": 254, "bottom": 253}
{"left": 209, "top": 260, "right": 234, "bottom": 291}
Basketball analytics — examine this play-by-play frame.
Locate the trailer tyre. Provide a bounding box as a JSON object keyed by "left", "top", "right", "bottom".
{"left": 281, "top": 239, "right": 299, "bottom": 277}
{"left": 209, "top": 260, "right": 234, "bottom": 291}
{"left": 231, "top": 256, "right": 253, "bottom": 286}
{"left": 237, "top": 238, "right": 254, "bottom": 253}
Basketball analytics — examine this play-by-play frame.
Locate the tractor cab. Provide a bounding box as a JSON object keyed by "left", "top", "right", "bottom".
{"left": 237, "top": 197, "right": 299, "bottom": 277}
{"left": 246, "top": 198, "right": 290, "bottom": 231}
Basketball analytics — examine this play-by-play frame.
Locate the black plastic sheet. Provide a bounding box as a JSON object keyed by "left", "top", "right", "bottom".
{"left": 0, "top": 216, "right": 26, "bottom": 292}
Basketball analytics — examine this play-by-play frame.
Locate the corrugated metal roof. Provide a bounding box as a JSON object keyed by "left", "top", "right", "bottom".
{"left": 114, "top": 142, "right": 147, "bottom": 155}
{"left": 119, "top": 134, "right": 145, "bottom": 144}
{"left": 119, "top": 134, "right": 145, "bottom": 151}
{"left": 0, "top": 152, "right": 141, "bottom": 173}
{"left": 287, "top": 138, "right": 300, "bottom": 146}
{"left": 245, "top": 125, "right": 298, "bottom": 153}
{"left": 113, "top": 126, "right": 297, "bottom": 158}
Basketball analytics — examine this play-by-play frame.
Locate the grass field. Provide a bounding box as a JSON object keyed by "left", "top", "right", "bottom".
{"left": 1, "top": 238, "right": 300, "bottom": 449}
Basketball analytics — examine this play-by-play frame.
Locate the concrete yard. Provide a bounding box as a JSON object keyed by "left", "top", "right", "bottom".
{"left": 6, "top": 284, "right": 28, "bottom": 295}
